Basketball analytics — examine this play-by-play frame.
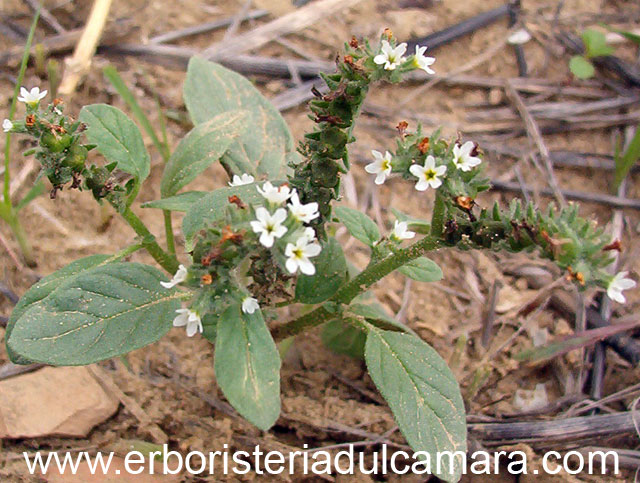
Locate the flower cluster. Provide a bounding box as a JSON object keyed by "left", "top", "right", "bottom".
{"left": 365, "top": 125, "right": 486, "bottom": 198}
{"left": 374, "top": 40, "right": 435, "bottom": 74}
{"left": 159, "top": 179, "right": 324, "bottom": 337}
{"left": 250, "top": 181, "right": 322, "bottom": 276}
{"left": 4, "top": 85, "right": 128, "bottom": 204}
{"left": 364, "top": 123, "right": 636, "bottom": 304}
{"left": 289, "top": 32, "right": 436, "bottom": 235}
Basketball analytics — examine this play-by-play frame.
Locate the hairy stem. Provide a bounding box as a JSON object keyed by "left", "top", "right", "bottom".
{"left": 273, "top": 235, "right": 441, "bottom": 340}
{"left": 163, "top": 210, "right": 176, "bottom": 255}
{"left": 117, "top": 204, "right": 178, "bottom": 273}
{"left": 430, "top": 191, "right": 446, "bottom": 238}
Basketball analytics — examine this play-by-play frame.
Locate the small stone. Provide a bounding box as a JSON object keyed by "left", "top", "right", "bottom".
{"left": 0, "top": 366, "right": 119, "bottom": 439}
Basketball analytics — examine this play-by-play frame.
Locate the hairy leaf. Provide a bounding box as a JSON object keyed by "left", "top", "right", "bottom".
{"left": 8, "top": 263, "right": 182, "bottom": 365}
{"left": 214, "top": 304, "right": 281, "bottom": 430}
{"left": 79, "top": 104, "right": 150, "bottom": 182}
{"left": 160, "top": 110, "right": 248, "bottom": 197}
{"left": 295, "top": 237, "right": 347, "bottom": 304}
{"left": 365, "top": 329, "right": 467, "bottom": 482}
{"left": 349, "top": 302, "right": 414, "bottom": 334}
{"left": 334, "top": 206, "right": 380, "bottom": 247}
{"left": 184, "top": 57, "right": 298, "bottom": 178}
{"left": 142, "top": 191, "right": 208, "bottom": 212}
{"left": 182, "top": 182, "right": 265, "bottom": 250}
{"left": 322, "top": 319, "right": 366, "bottom": 359}
{"left": 6, "top": 255, "right": 112, "bottom": 364}
{"left": 398, "top": 257, "right": 443, "bottom": 282}
{"left": 103, "top": 65, "right": 169, "bottom": 161}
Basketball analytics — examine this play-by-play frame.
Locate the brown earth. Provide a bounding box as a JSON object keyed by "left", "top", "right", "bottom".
{"left": 1, "top": 0, "right": 639, "bottom": 481}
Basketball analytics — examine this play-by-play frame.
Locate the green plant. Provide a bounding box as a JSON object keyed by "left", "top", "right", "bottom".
{"left": 4, "top": 32, "right": 635, "bottom": 482}
{"left": 1, "top": 12, "right": 42, "bottom": 266}
{"left": 569, "top": 28, "right": 615, "bottom": 79}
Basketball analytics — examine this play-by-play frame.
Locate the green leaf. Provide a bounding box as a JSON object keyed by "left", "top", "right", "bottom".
{"left": 322, "top": 319, "right": 366, "bottom": 359}
{"left": 391, "top": 208, "right": 431, "bottom": 234}
{"left": 160, "top": 110, "right": 248, "bottom": 197}
{"left": 322, "top": 295, "right": 413, "bottom": 359}
{"left": 6, "top": 254, "right": 112, "bottom": 365}
{"left": 614, "top": 126, "right": 640, "bottom": 188}
{"left": 334, "top": 206, "right": 380, "bottom": 247}
{"left": 365, "top": 329, "right": 467, "bottom": 482}
{"left": 295, "top": 237, "right": 347, "bottom": 304}
{"left": 569, "top": 56, "right": 595, "bottom": 79}
{"left": 184, "top": 57, "right": 298, "bottom": 179}
{"left": 79, "top": 104, "right": 151, "bottom": 182}
{"left": 182, "top": 182, "right": 266, "bottom": 250}
{"left": 201, "top": 312, "right": 218, "bottom": 344}
{"left": 349, "top": 302, "right": 414, "bottom": 334}
{"left": 7, "top": 263, "right": 182, "bottom": 365}
{"left": 142, "top": 191, "right": 208, "bottom": 212}
{"left": 103, "top": 65, "right": 170, "bottom": 162}
{"left": 15, "top": 180, "right": 46, "bottom": 211}
{"left": 214, "top": 304, "right": 281, "bottom": 430}
{"left": 398, "top": 257, "right": 443, "bottom": 282}
{"left": 582, "top": 29, "right": 614, "bottom": 58}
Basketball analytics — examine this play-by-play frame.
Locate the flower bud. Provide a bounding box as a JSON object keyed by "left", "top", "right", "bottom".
{"left": 62, "top": 144, "right": 88, "bottom": 171}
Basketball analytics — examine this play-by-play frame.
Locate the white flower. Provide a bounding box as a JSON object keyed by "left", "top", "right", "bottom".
{"left": 250, "top": 207, "right": 288, "bottom": 247}
{"left": 607, "top": 271, "right": 636, "bottom": 304}
{"left": 160, "top": 264, "right": 188, "bottom": 288}
{"left": 508, "top": 29, "right": 532, "bottom": 45}
{"left": 365, "top": 150, "right": 393, "bottom": 185}
{"left": 409, "top": 155, "right": 447, "bottom": 191}
{"left": 3, "top": 119, "right": 13, "bottom": 133}
{"left": 257, "top": 181, "right": 292, "bottom": 204}
{"left": 413, "top": 45, "right": 435, "bottom": 74}
{"left": 173, "top": 308, "right": 203, "bottom": 337}
{"left": 302, "top": 226, "right": 317, "bottom": 242}
{"left": 288, "top": 190, "right": 319, "bottom": 223}
{"left": 228, "top": 173, "right": 255, "bottom": 187}
{"left": 242, "top": 296, "right": 260, "bottom": 314}
{"left": 17, "top": 86, "right": 47, "bottom": 104}
{"left": 452, "top": 141, "right": 482, "bottom": 172}
{"left": 285, "top": 235, "right": 322, "bottom": 275}
{"left": 374, "top": 40, "right": 407, "bottom": 71}
{"left": 391, "top": 220, "right": 415, "bottom": 241}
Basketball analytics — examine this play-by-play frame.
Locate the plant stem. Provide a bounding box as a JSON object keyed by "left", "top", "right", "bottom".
{"left": 6, "top": 210, "right": 36, "bottom": 267}
{"left": 430, "top": 191, "right": 445, "bottom": 238}
{"left": 3, "top": 12, "right": 39, "bottom": 206}
{"left": 273, "top": 235, "right": 441, "bottom": 340}
{"left": 117, "top": 204, "right": 178, "bottom": 273}
{"left": 2, "top": 12, "right": 40, "bottom": 267}
{"left": 163, "top": 210, "right": 176, "bottom": 255}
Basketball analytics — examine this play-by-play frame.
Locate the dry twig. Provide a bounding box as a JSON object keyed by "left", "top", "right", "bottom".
{"left": 58, "top": 0, "right": 114, "bottom": 96}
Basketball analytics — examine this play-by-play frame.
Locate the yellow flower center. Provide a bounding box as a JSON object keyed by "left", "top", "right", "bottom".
{"left": 425, "top": 169, "right": 437, "bottom": 181}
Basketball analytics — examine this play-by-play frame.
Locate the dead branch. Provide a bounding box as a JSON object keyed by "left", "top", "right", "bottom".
{"left": 203, "top": 0, "right": 365, "bottom": 60}
{"left": 469, "top": 410, "right": 640, "bottom": 445}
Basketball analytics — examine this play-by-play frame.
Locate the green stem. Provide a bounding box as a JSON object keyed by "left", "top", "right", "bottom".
{"left": 117, "top": 204, "right": 178, "bottom": 273}
{"left": 7, "top": 210, "right": 36, "bottom": 267}
{"left": 273, "top": 235, "right": 441, "bottom": 340}
{"left": 430, "top": 191, "right": 446, "bottom": 238}
{"left": 3, "top": 11, "right": 39, "bottom": 206}
{"left": 163, "top": 210, "right": 176, "bottom": 255}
